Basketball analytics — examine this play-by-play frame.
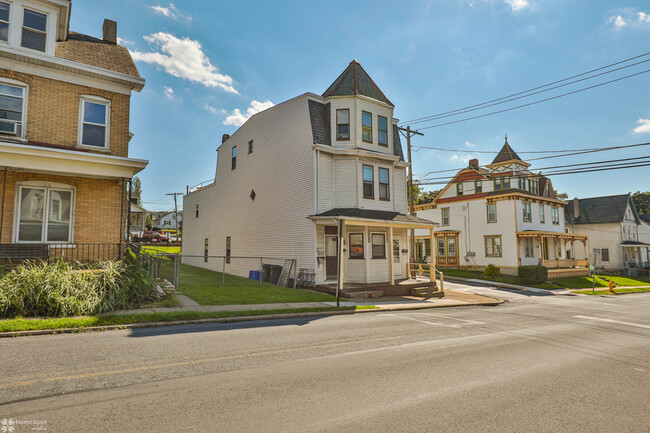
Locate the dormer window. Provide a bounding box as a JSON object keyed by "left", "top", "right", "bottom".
{"left": 378, "top": 116, "right": 388, "bottom": 146}
{"left": 336, "top": 109, "right": 349, "bottom": 140}
{"left": 21, "top": 8, "right": 47, "bottom": 52}
{"left": 362, "top": 111, "right": 372, "bottom": 143}
{"left": 0, "top": 2, "right": 9, "bottom": 43}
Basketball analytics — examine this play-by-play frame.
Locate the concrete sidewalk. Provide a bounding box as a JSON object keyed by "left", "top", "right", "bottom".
{"left": 442, "top": 275, "right": 576, "bottom": 295}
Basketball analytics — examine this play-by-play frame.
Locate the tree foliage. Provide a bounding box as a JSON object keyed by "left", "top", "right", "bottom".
{"left": 132, "top": 176, "right": 142, "bottom": 205}
{"left": 632, "top": 191, "right": 650, "bottom": 214}
{"left": 554, "top": 191, "right": 568, "bottom": 200}
{"left": 412, "top": 180, "right": 440, "bottom": 205}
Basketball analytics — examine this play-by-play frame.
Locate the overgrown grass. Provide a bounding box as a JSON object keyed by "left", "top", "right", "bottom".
{"left": 0, "top": 306, "right": 375, "bottom": 333}
{"left": 168, "top": 263, "right": 338, "bottom": 305}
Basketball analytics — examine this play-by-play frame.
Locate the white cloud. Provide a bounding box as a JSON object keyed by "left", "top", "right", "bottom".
{"left": 504, "top": 0, "right": 528, "bottom": 12}
{"left": 117, "top": 37, "right": 133, "bottom": 46}
{"left": 163, "top": 86, "right": 174, "bottom": 100}
{"left": 450, "top": 154, "right": 474, "bottom": 164}
{"left": 149, "top": 3, "right": 192, "bottom": 22}
{"left": 608, "top": 15, "right": 627, "bottom": 27}
{"left": 639, "top": 12, "right": 650, "bottom": 23}
{"left": 223, "top": 100, "right": 275, "bottom": 127}
{"left": 130, "top": 32, "right": 237, "bottom": 94}
{"left": 633, "top": 117, "right": 650, "bottom": 134}
{"left": 204, "top": 104, "right": 218, "bottom": 114}
{"left": 464, "top": 140, "right": 476, "bottom": 148}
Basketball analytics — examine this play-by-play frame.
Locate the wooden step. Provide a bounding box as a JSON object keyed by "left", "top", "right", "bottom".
{"left": 410, "top": 286, "right": 443, "bottom": 298}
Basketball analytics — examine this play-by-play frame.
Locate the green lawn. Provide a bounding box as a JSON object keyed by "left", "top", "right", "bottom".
{"left": 172, "top": 263, "right": 339, "bottom": 305}
{"left": 0, "top": 307, "right": 370, "bottom": 333}
{"left": 573, "top": 287, "right": 650, "bottom": 295}
{"left": 141, "top": 246, "right": 182, "bottom": 255}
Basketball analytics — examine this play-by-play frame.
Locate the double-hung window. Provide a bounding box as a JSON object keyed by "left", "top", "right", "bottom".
{"left": 456, "top": 183, "right": 463, "bottom": 196}
{"left": 349, "top": 233, "right": 364, "bottom": 259}
{"left": 487, "top": 203, "right": 497, "bottom": 223}
{"left": 475, "top": 180, "right": 482, "bottom": 193}
{"left": 362, "top": 111, "right": 372, "bottom": 143}
{"left": 336, "top": 109, "right": 349, "bottom": 140}
{"left": 231, "top": 146, "right": 237, "bottom": 170}
{"left": 79, "top": 97, "right": 110, "bottom": 149}
{"left": 0, "top": 81, "right": 26, "bottom": 136}
{"left": 485, "top": 235, "right": 502, "bottom": 257}
{"left": 551, "top": 207, "right": 560, "bottom": 225}
{"left": 371, "top": 233, "right": 386, "bottom": 259}
{"left": 522, "top": 202, "right": 532, "bottom": 222}
{"left": 441, "top": 208, "right": 450, "bottom": 226}
{"left": 0, "top": 1, "right": 9, "bottom": 43}
{"left": 16, "top": 184, "right": 74, "bottom": 243}
{"left": 524, "top": 238, "right": 534, "bottom": 257}
{"left": 378, "top": 116, "right": 388, "bottom": 146}
{"left": 363, "top": 165, "right": 374, "bottom": 199}
{"left": 22, "top": 8, "right": 47, "bottom": 52}
{"left": 378, "top": 167, "right": 389, "bottom": 200}
{"left": 539, "top": 205, "right": 545, "bottom": 223}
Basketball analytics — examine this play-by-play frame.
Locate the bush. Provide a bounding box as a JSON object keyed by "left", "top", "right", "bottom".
{"left": 518, "top": 265, "right": 548, "bottom": 284}
{"left": 483, "top": 264, "right": 501, "bottom": 279}
{"left": 123, "top": 248, "right": 156, "bottom": 306}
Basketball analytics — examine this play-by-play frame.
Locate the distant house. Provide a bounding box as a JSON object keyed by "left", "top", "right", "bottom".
{"left": 183, "top": 61, "right": 435, "bottom": 286}
{"left": 0, "top": 1, "right": 147, "bottom": 260}
{"left": 129, "top": 202, "right": 147, "bottom": 238}
{"left": 415, "top": 139, "right": 589, "bottom": 277}
{"left": 566, "top": 194, "right": 650, "bottom": 272}
{"left": 158, "top": 212, "right": 182, "bottom": 230}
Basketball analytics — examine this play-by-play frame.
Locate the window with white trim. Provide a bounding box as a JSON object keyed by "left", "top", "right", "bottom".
{"left": 336, "top": 109, "right": 349, "bottom": 140}
{"left": 551, "top": 206, "right": 560, "bottom": 225}
{"left": 539, "top": 205, "right": 545, "bottom": 223}
{"left": 21, "top": 7, "right": 47, "bottom": 52}
{"left": 15, "top": 184, "right": 74, "bottom": 243}
{"left": 0, "top": 1, "right": 9, "bottom": 43}
{"left": 79, "top": 96, "right": 110, "bottom": 149}
{"left": 522, "top": 202, "right": 532, "bottom": 222}
{"left": 441, "top": 208, "right": 450, "bottom": 226}
{"left": 371, "top": 233, "right": 386, "bottom": 259}
{"left": 0, "top": 80, "right": 26, "bottom": 137}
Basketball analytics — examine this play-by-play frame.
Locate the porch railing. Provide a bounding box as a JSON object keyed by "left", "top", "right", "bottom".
{"left": 407, "top": 261, "right": 444, "bottom": 292}
{"left": 0, "top": 243, "right": 126, "bottom": 264}
{"left": 540, "top": 258, "right": 588, "bottom": 268}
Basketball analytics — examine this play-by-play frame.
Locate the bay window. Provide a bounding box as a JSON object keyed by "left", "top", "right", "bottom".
{"left": 349, "top": 233, "right": 364, "bottom": 259}
{"left": 336, "top": 109, "right": 349, "bottom": 140}
{"left": 371, "top": 233, "right": 386, "bottom": 259}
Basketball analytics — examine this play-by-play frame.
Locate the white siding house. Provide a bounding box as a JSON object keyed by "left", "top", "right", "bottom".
{"left": 414, "top": 140, "right": 589, "bottom": 277}
{"left": 182, "top": 61, "right": 435, "bottom": 286}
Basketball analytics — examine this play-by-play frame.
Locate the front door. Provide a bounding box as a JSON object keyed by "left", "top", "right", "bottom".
{"left": 325, "top": 235, "right": 338, "bottom": 280}
{"left": 393, "top": 238, "right": 402, "bottom": 276}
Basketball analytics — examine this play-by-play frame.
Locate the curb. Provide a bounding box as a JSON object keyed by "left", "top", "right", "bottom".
{"left": 443, "top": 275, "right": 574, "bottom": 295}
{"left": 0, "top": 298, "right": 503, "bottom": 338}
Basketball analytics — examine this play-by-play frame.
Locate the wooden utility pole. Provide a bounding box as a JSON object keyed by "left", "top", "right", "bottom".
{"left": 398, "top": 126, "right": 423, "bottom": 268}
{"left": 166, "top": 192, "right": 183, "bottom": 237}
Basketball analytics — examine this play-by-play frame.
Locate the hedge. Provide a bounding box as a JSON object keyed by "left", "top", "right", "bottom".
{"left": 518, "top": 265, "right": 548, "bottom": 284}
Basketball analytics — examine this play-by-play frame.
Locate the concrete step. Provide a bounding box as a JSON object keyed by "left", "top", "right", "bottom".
{"left": 344, "top": 290, "right": 384, "bottom": 299}
{"left": 410, "top": 286, "right": 444, "bottom": 298}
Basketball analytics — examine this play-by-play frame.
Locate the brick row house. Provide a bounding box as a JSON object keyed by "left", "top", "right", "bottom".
{"left": 414, "top": 140, "right": 590, "bottom": 278}
{"left": 0, "top": 0, "right": 147, "bottom": 260}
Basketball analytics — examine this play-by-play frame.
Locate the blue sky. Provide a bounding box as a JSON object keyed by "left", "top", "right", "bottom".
{"left": 71, "top": 1, "right": 650, "bottom": 210}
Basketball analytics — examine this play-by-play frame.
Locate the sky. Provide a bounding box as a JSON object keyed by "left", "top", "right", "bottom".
{"left": 70, "top": 0, "right": 650, "bottom": 211}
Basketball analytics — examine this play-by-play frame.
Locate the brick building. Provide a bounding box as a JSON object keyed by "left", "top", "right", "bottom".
{"left": 0, "top": 0, "right": 147, "bottom": 260}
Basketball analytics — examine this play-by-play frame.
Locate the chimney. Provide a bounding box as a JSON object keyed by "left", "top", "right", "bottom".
{"left": 573, "top": 197, "right": 579, "bottom": 219}
{"left": 469, "top": 158, "right": 479, "bottom": 169}
{"left": 222, "top": 134, "right": 230, "bottom": 144}
{"left": 102, "top": 19, "right": 117, "bottom": 44}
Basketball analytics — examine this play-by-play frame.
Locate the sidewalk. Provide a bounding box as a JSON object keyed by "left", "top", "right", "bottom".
{"left": 442, "top": 275, "right": 575, "bottom": 295}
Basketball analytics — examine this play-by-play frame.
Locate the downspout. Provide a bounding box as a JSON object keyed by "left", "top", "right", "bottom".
{"left": 0, "top": 167, "right": 6, "bottom": 244}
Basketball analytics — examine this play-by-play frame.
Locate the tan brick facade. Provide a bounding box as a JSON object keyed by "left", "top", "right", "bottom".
{"left": 0, "top": 170, "right": 128, "bottom": 249}
{"left": 0, "top": 68, "right": 131, "bottom": 158}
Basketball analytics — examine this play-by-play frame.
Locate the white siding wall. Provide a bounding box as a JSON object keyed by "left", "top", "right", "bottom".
{"left": 330, "top": 97, "right": 394, "bottom": 157}
{"left": 567, "top": 222, "right": 622, "bottom": 270}
{"left": 182, "top": 95, "right": 317, "bottom": 278}
{"left": 333, "top": 157, "right": 357, "bottom": 208}
{"left": 317, "top": 152, "right": 334, "bottom": 213}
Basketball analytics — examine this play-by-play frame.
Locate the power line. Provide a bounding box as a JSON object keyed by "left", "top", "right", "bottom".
{"left": 415, "top": 69, "right": 650, "bottom": 130}
{"left": 399, "top": 51, "right": 650, "bottom": 125}
{"left": 406, "top": 59, "right": 650, "bottom": 126}
{"left": 412, "top": 146, "right": 600, "bottom": 154}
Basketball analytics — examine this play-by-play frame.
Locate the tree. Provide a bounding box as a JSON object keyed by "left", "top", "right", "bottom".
{"left": 132, "top": 176, "right": 142, "bottom": 205}
{"left": 145, "top": 213, "right": 153, "bottom": 230}
{"left": 554, "top": 191, "right": 568, "bottom": 200}
{"left": 632, "top": 191, "right": 650, "bottom": 214}
{"left": 411, "top": 180, "right": 439, "bottom": 205}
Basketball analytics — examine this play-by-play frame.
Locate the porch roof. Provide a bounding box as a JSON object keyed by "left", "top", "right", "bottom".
{"left": 310, "top": 208, "right": 436, "bottom": 229}
{"left": 621, "top": 241, "right": 650, "bottom": 247}
{"left": 517, "top": 230, "right": 588, "bottom": 241}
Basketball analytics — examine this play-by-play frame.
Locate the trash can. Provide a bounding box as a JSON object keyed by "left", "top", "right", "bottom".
{"left": 248, "top": 270, "right": 260, "bottom": 280}
{"left": 268, "top": 265, "right": 283, "bottom": 284}
{"left": 262, "top": 264, "right": 272, "bottom": 282}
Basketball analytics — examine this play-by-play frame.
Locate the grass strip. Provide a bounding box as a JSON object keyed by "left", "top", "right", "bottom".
{"left": 573, "top": 287, "right": 650, "bottom": 296}
{"left": 0, "top": 306, "right": 377, "bottom": 333}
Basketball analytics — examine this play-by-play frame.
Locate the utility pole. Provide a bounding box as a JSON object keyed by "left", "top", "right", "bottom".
{"left": 166, "top": 192, "right": 183, "bottom": 237}
{"left": 398, "top": 126, "right": 423, "bottom": 270}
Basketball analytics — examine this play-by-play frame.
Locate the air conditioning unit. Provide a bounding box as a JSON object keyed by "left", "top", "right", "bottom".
{"left": 0, "top": 120, "right": 18, "bottom": 135}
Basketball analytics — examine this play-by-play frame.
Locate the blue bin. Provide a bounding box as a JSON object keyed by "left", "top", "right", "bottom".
{"left": 248, "top": 270, "right": 261, "bottom": 280}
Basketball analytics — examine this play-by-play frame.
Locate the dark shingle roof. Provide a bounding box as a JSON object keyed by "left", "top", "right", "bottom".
{"left": 322, "top": 60, "right": 393, "bottom": 106}
{"left": 313, "top": 208, "right": 434, "bottom": 225}
{"left": 308, "top": 100, "right": 331, "bottom": 145}
{"left": 565, "top": 194, "right": 639, "bottom": 224}
{"left": 393, "top": 125, "right": 405, "bottom": 161}
{"left": 55, "top": 32, "right": 141, "bottom": 78}
{"left": 640, "top": 214, "right": 650, "bottom": 225}
{"left": 491, "top": 139, "right": 522, "bottom": 164}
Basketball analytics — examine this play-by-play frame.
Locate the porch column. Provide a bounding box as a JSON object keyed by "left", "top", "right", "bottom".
{"left": 430, "top": 228, "right": 435, "bottom": 283}
{"left": 538, "top": 237, "right": 543, "bottom": 265}
{"left": 584, "top": 239, "right": 589, "bottom": 265}
{"left": 516, "top": 237, "right": 521, "bottom": 267}
{"left": 389, "top": 226, "right": 394, "bottom": 285}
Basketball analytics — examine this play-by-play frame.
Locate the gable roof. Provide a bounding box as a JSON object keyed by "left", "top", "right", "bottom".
{"left": 565, "top": 194, "right": 640, "bottom": 225}
{"left": 322, "top": 60, "right": 393, "bottom": 106}
{"left": 491, "top": 139, "right": 522, "bottom": 164}
{"left": 55, "top": 32, "right": 141, "bottom": 78}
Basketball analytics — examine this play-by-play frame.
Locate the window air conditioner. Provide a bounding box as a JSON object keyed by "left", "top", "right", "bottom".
{"left": 0, "top": 120, "right": 18, "bottom": 135}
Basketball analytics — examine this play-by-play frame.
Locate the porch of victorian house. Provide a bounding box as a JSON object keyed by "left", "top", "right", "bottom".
{"left": 517, "top": 231, "right": 590, "bottom": 278}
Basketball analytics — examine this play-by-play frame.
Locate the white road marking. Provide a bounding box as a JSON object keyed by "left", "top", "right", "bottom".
{"left": 385, "top": 314, "right": 485, "bottom": 328}
{"left": 574, "top": 315, "right": 650, "bottom": 330}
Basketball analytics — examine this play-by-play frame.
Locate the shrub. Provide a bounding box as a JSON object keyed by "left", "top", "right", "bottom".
{"left": 518, "top": 265, "right": 548, "bottom": 284}
{"left": 483, "top": 264, "right": 501, "bottom": 279}
{"left": 123, "top": 248, "right": 157, "bottom": 306}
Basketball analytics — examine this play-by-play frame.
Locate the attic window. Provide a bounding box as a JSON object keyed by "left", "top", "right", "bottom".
{"left": 250, "top": 189, "right": 256, "bottom": 201}
{"left": 0, "top": 2, "right": 9, "bottom": 43}
{"left": 22, "top": 8, "right": 47, "bottom": 52}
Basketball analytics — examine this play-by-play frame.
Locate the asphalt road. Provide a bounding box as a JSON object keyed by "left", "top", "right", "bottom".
{"left": 1, "top": 286, "right": 649, "bottom": 433}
